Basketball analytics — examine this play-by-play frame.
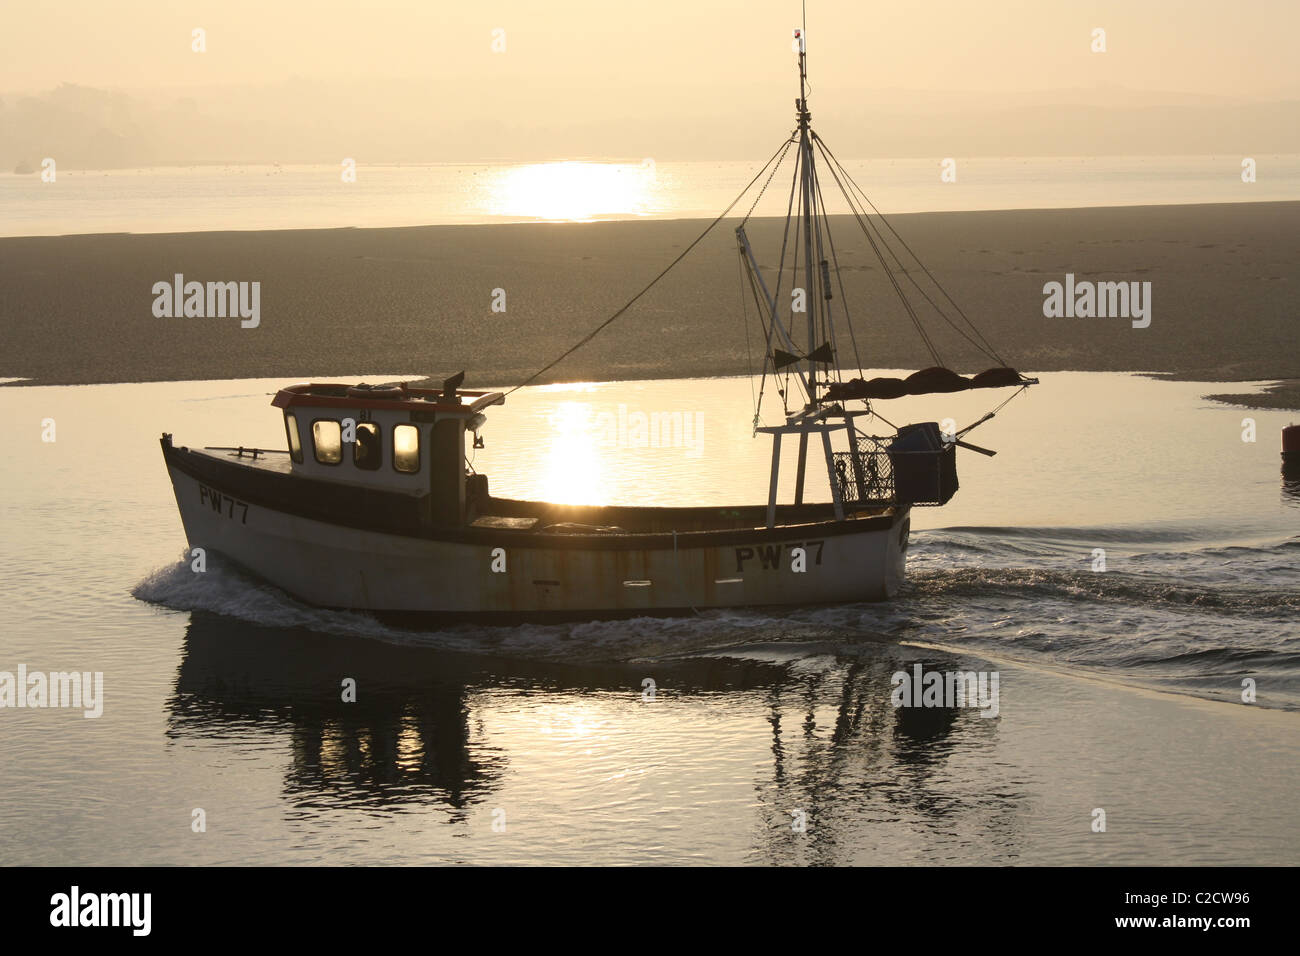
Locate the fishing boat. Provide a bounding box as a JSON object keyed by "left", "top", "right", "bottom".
{"left": 159, "top": 22, "right": 1035, "bottom": 620}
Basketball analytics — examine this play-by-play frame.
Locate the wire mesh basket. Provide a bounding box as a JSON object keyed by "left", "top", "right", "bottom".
{"left": 833, "top": 425, "right": 958, "bottom": 507}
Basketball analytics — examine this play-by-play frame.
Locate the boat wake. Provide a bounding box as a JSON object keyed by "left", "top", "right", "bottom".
{"left": 130, "top": 553, "right": 867, "bottom": 664}
{"left": 897, "top": 528, "right": 1300, "bottom": 710}
{"left": 132, "top": 526, "right": 1300, "bottom": 709}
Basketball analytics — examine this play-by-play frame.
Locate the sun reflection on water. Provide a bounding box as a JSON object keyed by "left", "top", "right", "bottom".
{"left": 486, "top": 160, "right": 658, "bottom": 221}
{"left": 540, "top": 400, "right": 604, "bottom": 504}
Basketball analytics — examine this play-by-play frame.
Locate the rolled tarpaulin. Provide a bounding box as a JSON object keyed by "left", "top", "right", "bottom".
{"left": 825, "top": 367, "right": 1031, "bottom": 401}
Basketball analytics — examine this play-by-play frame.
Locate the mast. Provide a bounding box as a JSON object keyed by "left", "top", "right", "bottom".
{"left": 795, "top": 12, "right": 819, "bottom": 401}
{"left": 737, "top": 12, "right": 1028, "bottom": 527}
{"left": 750, "top": 15, "right": 850, "bottom": 526}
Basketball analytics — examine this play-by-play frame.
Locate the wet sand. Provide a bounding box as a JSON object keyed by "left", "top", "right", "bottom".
{"left": 1203, "top": 379, "right": 1300, "bottom": 411}
{"left": 1, "top": 201, "right": 1297, "bottom": 406}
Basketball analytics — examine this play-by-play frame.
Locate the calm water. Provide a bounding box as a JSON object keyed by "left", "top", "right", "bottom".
{"left": 1, "top": 372, "right": 1297, "bottom": 865}
{"left": 2, "top": 155, "right": 1298, "bottom": 237}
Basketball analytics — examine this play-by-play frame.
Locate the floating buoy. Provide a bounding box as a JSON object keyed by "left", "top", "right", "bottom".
{"left": 1284, "top": 424, "right": 1300, "bottom": 465}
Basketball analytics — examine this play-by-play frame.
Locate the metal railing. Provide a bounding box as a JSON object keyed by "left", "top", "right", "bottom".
{"left": 833, "top": 434, "right": 958, "bottom": 508}
{"left": 833, "top": 436, "right": 895, "bottom": 506}
{"left": 203, "top": 446, "right": 288, "bottom": 460}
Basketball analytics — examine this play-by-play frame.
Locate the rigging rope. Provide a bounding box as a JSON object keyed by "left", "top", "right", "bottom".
{"left": 738, "top": 245, "right": 758, "bottom": 424}
{"left": 738, "top": 134, "right": 799, "bottom": 424}
{"left": 743, "top": 136, "right": 797, "bottom": 225}
{"left": 746, "top": 139, "right": 810, "bottom": 417}
{"left": 815, "top": 144, "right": 945, "bottom": 368}
{"left": 811, "top": 164, "right": 864, "bottom": 377}
{"left": 505, "top": 135, "right": 797, "bottom": 396}
{"left": 815, "top": 134, "right": 1007, "bottom": 366}
{"left": 805, "top": 142, "right": 836, "bottom": 386}
{"left": 743, "top": 255, "right": 775, "bottom": 432}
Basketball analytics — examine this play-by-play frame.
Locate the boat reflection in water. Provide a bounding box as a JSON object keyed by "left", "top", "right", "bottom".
{"left": 1282, "top": 430, "right": 1300, "bottom": 501}
{"left": 166, "top": 611, "right": 1027, "bottom": 862}
{"left": 169, "top": 612, "right": 510, "bottom": 815}
{"left": 1283, "top": 475, "right": 1300, "bottom": 504}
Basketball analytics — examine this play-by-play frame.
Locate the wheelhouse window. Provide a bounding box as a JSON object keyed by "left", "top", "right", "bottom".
{"left": 312, "top": 419, "right": 343, "bottom": 464}
{"left": 393, "top": 424, "right": 420, "bottom": 473}
{"left": 285, "top": 412, "right": 303, "bottom": 464}
{"left": 353, "top": 422, "right": 382, "bottom": 471}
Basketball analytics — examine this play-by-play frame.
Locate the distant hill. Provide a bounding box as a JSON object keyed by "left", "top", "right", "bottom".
{"left": 3, "top": 81, "right": 1297, "bottom": 169}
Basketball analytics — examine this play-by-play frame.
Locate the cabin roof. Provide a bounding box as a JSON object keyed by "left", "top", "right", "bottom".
{"left": 271, "top": 382, "right": 505, "bottom": 415}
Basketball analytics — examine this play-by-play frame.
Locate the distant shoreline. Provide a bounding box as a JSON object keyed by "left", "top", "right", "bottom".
{"left": 2, "top": 201, "right": 1297, "bottom": 409}
{"left": 1198, "top": 379, "right": 1300, "bottom": 412}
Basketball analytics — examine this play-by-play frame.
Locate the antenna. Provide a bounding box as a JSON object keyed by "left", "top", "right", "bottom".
{"left": 794, "top": 4, "right": 808, "bottom": 108}
{"left": 792, "top": 3, "right": 818, "bottom": 402}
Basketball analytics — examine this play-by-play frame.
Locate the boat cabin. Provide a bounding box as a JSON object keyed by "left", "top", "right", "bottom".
{"left": 271, "top": 378, "right": 503, "bottom": 525}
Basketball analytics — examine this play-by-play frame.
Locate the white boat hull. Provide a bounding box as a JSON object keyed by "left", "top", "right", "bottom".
{"left": 166, "top": 462, "right": 910, "bottom": 617}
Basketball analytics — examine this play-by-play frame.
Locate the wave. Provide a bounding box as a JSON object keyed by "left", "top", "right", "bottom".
{"left": 933, "top": 524, "right": 1220, "bottom": 545}
{"left": 132, "top": 532, "right": 1300, "bottom": 709}
{"left": 905, "top": 566, "right": 1300, "bottom": 614}
{"left": 131, "top": 556, "right": 856, "bottom": 663}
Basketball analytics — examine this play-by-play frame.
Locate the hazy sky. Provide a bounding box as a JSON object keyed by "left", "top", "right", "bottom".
{"left": 3, "top": 1, "right": 1296, "bottom": 165}
{"left": 4, "top": 0, "right": 1295, "bottom": 97}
